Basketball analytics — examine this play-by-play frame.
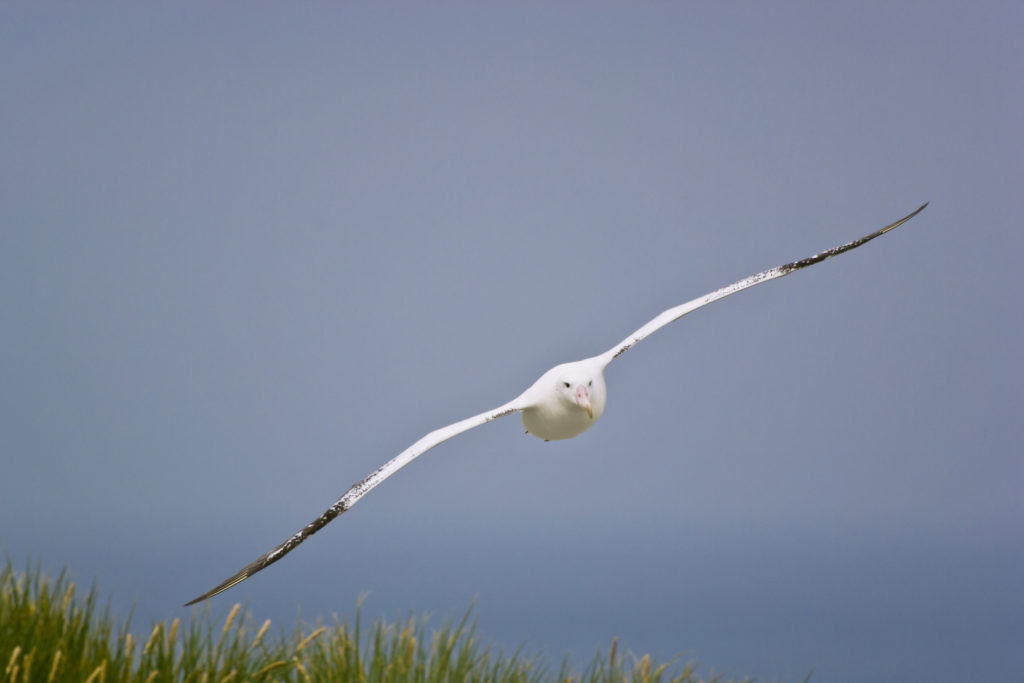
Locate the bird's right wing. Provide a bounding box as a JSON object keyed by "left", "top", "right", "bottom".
{"left": 597, "top": 203, "right": 928, "bottom": 367}
{"left": 185, "top": 399, "right": 525, "bottom": 605}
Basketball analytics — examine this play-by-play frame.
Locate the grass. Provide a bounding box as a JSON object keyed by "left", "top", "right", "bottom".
{"left": 0, "top": 560, "right": 749, "bottom": 683}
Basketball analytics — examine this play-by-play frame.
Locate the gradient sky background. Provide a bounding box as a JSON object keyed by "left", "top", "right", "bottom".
{"left": 2, "top": 3, "right": 1021, "bottom": 682}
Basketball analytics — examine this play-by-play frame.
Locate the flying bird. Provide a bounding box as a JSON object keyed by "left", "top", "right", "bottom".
{"left": 186, "top": 203, "right": 928, "bottom": 605}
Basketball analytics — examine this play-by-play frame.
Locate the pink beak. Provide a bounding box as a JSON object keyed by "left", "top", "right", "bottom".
{"left": 575, "top": 385, "right": 593, "bottom": 419}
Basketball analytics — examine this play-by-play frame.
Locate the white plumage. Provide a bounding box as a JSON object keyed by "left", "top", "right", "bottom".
{"left": 186, "top": 203, "right": 927, "bottom": 605}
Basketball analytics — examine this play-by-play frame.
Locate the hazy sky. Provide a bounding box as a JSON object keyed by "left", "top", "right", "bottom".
{"left": 2, "top": 3, "right": 1021, "bottom": 682}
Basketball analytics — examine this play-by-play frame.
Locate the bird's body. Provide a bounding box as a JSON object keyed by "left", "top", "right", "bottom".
{"left": 186, "top": 203, "right": 928, "bottom": 606}
{"left": 521, "top": 358, "right": 608, "bottom": 440}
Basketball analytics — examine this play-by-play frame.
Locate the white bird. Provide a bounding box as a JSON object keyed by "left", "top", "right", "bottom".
{"left": 186, "top": 203, "right": 928, "bottom": 605}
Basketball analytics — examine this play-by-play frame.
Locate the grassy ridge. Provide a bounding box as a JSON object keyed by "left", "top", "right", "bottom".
{"left": 0, "top": 561, "right": 748, "bottom": 683}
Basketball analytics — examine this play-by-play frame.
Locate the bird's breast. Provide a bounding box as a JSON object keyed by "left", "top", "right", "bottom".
{"left": 521, "top": 402, "right": 601, "bottom": 441}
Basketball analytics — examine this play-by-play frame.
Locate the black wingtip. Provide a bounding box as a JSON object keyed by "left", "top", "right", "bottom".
{"left": 894, "top": 202, "right": 929, "bottom": 224}
{"left": 184, "top": 569, "right": 252, "bottom": 606}
{"left": 877, "top": 202, "right": 929, "bottom": 236}
{"left": 184, "top": 592, "right": 209, "bottom": 607}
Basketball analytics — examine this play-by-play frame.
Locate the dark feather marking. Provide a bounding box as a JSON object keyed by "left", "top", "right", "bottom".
{"left": 184, "top": 498, "right": 351, "bottom": 605}
{"left": 611, "top": 203, "right": 928, "bottom": 362}
{"left": 185, "top": 404, "right": 525, "bottom": 605}
{"left": 777, "top": 202, "right": 927, "bottom": 276}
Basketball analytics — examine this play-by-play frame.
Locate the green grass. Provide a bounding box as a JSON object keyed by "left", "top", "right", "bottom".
{"left": 0, "top": 561, "right": 749, "bottom": 683}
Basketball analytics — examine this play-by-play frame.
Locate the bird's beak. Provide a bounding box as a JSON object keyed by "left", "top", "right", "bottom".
{"left": 575, "top": 385, "right": 593, "bottom": 419}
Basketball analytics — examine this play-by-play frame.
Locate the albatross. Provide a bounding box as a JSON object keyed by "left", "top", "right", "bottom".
{"left": 186, "top": 203, "right": 928, "bottom": 605}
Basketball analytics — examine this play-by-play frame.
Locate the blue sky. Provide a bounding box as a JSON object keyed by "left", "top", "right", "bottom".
{"left": 2, "top": 3, "right": 1021, "bottom": 681}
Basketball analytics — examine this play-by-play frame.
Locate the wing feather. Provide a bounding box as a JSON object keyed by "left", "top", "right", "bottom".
{"left": 185, "top": 401, "right": 523, "bottom": 605}
{"left": 597, "top": 203, "right": 928, "bottom": 367}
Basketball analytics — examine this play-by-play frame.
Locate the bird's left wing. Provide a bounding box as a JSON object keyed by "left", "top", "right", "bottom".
{"left": 185, "top": 399, "right": 525, "bottom": 605}
{"left": 597, "top": 203, "right": 928, "bottom": 368}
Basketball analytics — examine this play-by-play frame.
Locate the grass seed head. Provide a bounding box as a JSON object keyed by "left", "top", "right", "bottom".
{"left": 295, "top": 626, "right": 326, "bottom": 653}
{"left": 221, "top": 604, "right": 242, "bottom": 640}
{"left": 250, "top": 619, "right": 272, "bottom": 650}
{"left": 45, "top": 650, "right": 61, "bottom": 683}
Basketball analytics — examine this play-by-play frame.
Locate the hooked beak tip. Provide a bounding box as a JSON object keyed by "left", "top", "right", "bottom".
{"left": 575, "top": 385, "right": 593, "bottom": 419}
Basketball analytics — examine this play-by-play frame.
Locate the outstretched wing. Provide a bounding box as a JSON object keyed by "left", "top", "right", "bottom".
{"left": 597, "top": 203, "right": 928, "bottom": 367}
{"left": 185, "top": 400, "right": 524, "bottom": 605}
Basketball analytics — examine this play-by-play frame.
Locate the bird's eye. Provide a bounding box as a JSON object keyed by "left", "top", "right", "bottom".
{"left": 563, "top": 382, "right": 570, "bottom": 388}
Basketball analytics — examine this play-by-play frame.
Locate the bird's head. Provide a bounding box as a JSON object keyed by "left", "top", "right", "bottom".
{"left": 556, "top": 373, "right": 596, "bottom": 418}
{"left": 547, "top": 360, "right": 607, "bottom": 421}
